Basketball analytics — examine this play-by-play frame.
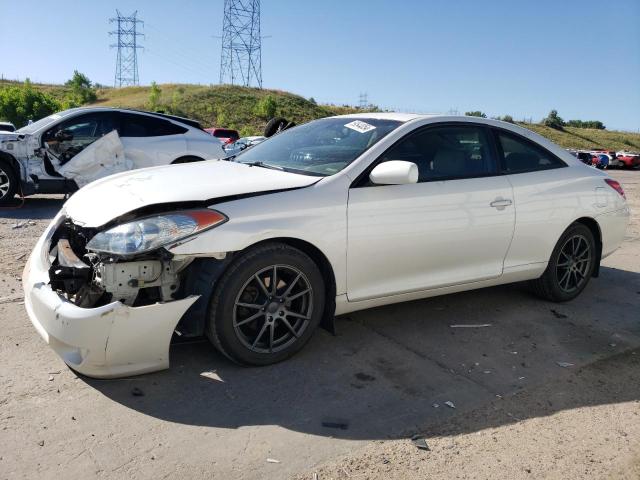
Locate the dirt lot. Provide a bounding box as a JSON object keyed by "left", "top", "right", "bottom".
{"left": 1, "top": 170, "right": 639, "bottom": 480}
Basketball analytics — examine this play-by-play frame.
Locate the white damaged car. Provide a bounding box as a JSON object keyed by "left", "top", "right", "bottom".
{"left": 0, "top": 107, "right": 225, "bottom": 204}
{"left": 23, "top": 113, "right": 629, "bottom": 378}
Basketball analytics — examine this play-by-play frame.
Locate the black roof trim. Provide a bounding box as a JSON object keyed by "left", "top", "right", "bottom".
{"left": 120, "top": 109, "right": 204, "bottom": 130}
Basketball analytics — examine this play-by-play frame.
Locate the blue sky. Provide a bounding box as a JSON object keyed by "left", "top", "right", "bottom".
{"left": 1, "top": 0, "right": 639, "bottom": 130}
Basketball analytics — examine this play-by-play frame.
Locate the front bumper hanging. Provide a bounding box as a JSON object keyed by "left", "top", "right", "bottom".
{"left": 22, "top": 212, "right": 200, "bottom": 378}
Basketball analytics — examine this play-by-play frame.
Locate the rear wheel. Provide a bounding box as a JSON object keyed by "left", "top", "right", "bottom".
{"left": 206, "top": 243, "right": 325, "bottom": 365}
{"left": 0, "top": 160, "right": 18, "bottom": 205}
{"left": 264, "top": 117, "right": 288, "bottom": 138}
{"left": 530, "top": 223, "right": 596, "bottom": 302}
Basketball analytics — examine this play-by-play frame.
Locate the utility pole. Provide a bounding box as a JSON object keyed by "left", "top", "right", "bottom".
{"left": 219, "top": 0, "right": 262, "bottom": 88}
{"left": 109, "top": 10, "right": 144, "bottom": 87}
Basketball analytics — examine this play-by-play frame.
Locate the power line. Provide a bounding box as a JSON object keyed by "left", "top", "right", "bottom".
{"left": 145, "top": 23, "right": 219, "bottom": 76}
{"left": 109, "top": 10, "right": 144, "bottom": 87}
{"left": 219, "top": 0, "right": 262, "bottom": 87}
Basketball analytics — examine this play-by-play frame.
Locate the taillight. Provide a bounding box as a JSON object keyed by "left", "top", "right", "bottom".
{"left": 605, "top": 179, "right": 625, "bottom": 199}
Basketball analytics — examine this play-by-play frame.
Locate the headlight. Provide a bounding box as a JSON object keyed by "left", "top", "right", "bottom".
{"left": 86, "top": 209, "right": 227, "bottom": 255}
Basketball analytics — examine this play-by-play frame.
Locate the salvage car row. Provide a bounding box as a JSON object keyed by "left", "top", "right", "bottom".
{"left": 568, "top": 149, "right": 640, "bottom": 169}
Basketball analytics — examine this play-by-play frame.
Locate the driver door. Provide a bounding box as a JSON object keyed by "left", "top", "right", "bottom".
{"left": 347, "top": 124, "right": 515, "bottom": 301}
{"left": 42, "top": 112, "right": 117, "bottom": 168}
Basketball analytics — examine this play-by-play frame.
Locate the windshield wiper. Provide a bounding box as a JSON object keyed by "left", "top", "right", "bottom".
{"left": 241, "top": 161, "right": 285, "bottom": 171}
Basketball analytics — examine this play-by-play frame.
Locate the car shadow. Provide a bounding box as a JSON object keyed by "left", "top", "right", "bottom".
{"left": 84, "top": 266, "right": 640, "bottom": 441}
{"left": 0, "top": 195, "right": 65, "bottom": 219}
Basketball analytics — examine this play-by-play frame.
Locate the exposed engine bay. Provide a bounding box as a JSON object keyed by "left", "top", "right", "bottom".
{"left": 48, "top": 219, "right": 193, "bottom": 308}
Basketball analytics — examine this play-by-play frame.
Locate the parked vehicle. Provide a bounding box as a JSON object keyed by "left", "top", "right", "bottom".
{"left": 23, "top": 114, "right": 629, "bottom": 378}
{"left": 223, "top": 135, "right": 266, "bottom": 156}
{"left": 204, "top": 127, "right": 240, "bottom": 144}
{"left": 616, "top": 151, "right": 640, "bottom": 169}
{"left": 0, "top": 121, "right": 15, "bottom": 132}
{"left": 592, "top": 153, "right": 610, "bottom": 169}
{"left": 568, "top": 150, "right": 593, "bottom": 165}
{"left": 591, "top": 150, "right": 624, "bottom": 168}
{"left": 0, "top": 107, "right": 225, "bottom": 205}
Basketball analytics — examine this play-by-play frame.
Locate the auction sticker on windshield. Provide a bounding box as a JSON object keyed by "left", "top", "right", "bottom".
{"left": 344, "top": 120, "right": 376, "bottom": 133}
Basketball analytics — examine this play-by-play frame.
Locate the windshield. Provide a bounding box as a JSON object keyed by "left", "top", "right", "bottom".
{"left": 235, "top": 117, "right": 402, "bottom": 176}
{"left": 16, "top": 108, "right": 79, "bottom": 134}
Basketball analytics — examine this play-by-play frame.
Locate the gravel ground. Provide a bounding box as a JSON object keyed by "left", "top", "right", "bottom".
{"left": 0, "top": 170, "right": 638, "bottom": 480}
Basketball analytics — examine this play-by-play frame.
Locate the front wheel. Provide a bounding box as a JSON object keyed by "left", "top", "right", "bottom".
{"left": 530, "top": 223, "right": 596, "bottom": 302}
{"left": 0, "top": 160, "right": 18, "bottom": 205}
{"left": 206, "top": 243, "right": 325, "bottom": 365}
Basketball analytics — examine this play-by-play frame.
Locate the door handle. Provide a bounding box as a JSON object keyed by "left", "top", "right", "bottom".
{"left": 490, "top": 198, "right": 512, "bottom": 210}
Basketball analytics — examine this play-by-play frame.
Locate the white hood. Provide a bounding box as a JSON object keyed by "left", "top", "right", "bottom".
{"left": 63, "top": 160, "right": 320, "bottom": 227}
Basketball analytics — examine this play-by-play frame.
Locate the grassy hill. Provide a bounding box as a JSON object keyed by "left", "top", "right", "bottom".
{"left": 92, "top": 84, "right": 358, "bottom": 136}
{"left": 1, "top": 79, "right": 639, "bottom": 150}
{"left": 521, "top": 123, "right": 640, "bottom": 152}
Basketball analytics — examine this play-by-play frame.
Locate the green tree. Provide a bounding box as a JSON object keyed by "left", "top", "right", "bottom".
{"left": 308, "top": 97, "right": 317, "bottom": 105}
{"left": 254, "top": 95, "right": 277, "bottom": 119}
{"left": 148, "top": 81, "right": 162, "bottom": 111}
{"left": 64, "top": 70, "right": 97, "bottom": 105}
{"left": 465, "top": 111, "right": 487, "bottom": 118}
{"left": 500, "top": 115, "right": 514, "bottom": 123}
{"left": 566, "top": 119, "right": 605, "bottom": 130}
{"left": 0, "top": 82, "right": 61, "bottom": 127}
{"left": 542, "top": 109, "right": 565, "bottom": 130}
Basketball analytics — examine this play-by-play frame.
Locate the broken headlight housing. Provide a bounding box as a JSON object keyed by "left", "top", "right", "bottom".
{"left": 86, "top": 209, "right": 227, "bottom": 255}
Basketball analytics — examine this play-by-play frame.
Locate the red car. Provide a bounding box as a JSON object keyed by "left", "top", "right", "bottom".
{"left": 204, "top": 127, "right": 240, "bottom": 145}
{"left": 616, "top": 152, "right": 640, "bottom": 169}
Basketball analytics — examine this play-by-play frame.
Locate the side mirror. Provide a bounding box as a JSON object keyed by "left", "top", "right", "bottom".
{"left": 369, "top": 160, "right": 419, "bottom": 185}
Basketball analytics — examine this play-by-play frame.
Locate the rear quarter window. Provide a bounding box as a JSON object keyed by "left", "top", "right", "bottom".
{"left": 119, "top": 113, "right": 188, "bottom": 137}
{"left": 496, "top": 131, "right": 566, "bottom": 173}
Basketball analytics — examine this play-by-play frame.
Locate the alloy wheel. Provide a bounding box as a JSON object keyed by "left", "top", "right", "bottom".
{"left": 0, "top": 166, "right": 10, "bottom": 198}
{"left": 233, "top": 264, "right": 313, "bottom": 354}
{"left": 556, "top": 234, "right": 592, "bottom": 293}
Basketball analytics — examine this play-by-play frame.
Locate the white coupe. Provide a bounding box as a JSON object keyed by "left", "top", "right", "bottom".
{"left": 23, "top": 113, "right": 630, "bottom": 378}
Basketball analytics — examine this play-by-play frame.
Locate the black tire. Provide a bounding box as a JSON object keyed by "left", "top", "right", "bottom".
{"left": 529, "top": 223, "right": 596, "bottom": 302}
{"left": 263, "top": 117, "right": 288, "bottom": 138}
{"left": 172, "top": 155, "right": 204, "bottom": 164}
{"left": 0, "top": 159, "right": 18, "bottom": 205}
{"left": 206, "top": 242, "right": 325, "bottom": 365}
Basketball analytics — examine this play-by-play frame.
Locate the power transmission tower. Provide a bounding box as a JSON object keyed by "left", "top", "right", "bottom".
{"left": 219, "top": 0, "right": 262, "bottom": 88}
{"left": 359, "top": 92, "right": 368, "bottom": 109}
{"left": 109, "top": 10, "right": 144, "bottom": 87}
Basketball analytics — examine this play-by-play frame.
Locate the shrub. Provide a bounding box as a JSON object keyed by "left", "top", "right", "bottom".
{"left": 147, "top": 81, "right": 162, "bottom": 111}
{"left": 565, "top": 119, "right": 606, "bottom": 130}
{"left": 465, "top": 111, "right": 487, "bottom": 118}
{"left": 254, "top": 95, "right": 277, "bottom": 119}
{"left": 542, "top": 109, "right": 565, "bottom": 130}
{"left": 64, "top": 70, "right": 97, "bottom": 106}
{"left": 0, "top": 80, "right": 61, "bottom": 127}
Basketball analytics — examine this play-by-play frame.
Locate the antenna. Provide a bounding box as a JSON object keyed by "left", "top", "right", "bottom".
{"left": 109, "top": 10, "right": 144, "bottom": 87}
{"left": 219, "top": 0, "right": 262, "bottom": 87}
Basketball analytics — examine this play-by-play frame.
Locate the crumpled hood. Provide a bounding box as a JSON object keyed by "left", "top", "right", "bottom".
{"left": 63, "top": 160, "right": 320, "bottom": 227}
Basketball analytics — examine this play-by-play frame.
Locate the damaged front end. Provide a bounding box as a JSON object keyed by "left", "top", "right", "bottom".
{"left": 48, "top": 219, "right": 192, "bottom": 309}
{"left": 23, "top": 208, "right": 228, "bottom": 378}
